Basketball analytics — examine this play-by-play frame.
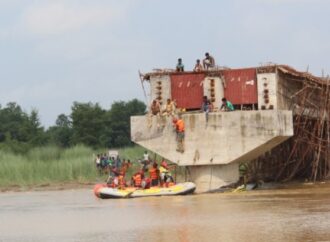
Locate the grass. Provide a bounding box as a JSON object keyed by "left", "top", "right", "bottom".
{"left": 0, "top": 144, "right": 185, "bottom": 190}
{"left": 0, "top": 145, "right": 99, "bottom": 189}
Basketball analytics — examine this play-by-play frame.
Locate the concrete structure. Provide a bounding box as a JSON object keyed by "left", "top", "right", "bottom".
{"left": 131, "top": 65, "right": 311, "bottom": 192}
{"left": 131, "top": 111, "right": 293, "bottom": 192}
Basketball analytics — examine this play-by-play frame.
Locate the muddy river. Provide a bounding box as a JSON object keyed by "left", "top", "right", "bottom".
{"left": 1, "top": 183, "right": 330, "bottom": 242}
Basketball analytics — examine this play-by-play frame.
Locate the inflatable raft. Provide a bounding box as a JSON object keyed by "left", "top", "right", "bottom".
{"left": 94, "top": 182, "right": 196, "bottom": 199}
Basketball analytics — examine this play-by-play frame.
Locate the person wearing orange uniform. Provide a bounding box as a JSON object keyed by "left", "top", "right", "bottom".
{"left": 117, "top": 172, "right": 126, "bottom": 189}
{"left": 132, "top": 170, "right": 144, "bottom": 188}
{"left": 120, "top": 159, "right": 131, "bottom": 177}
{"left": 173, "top": 117, "right": 185, "bottom": 153}
{"left": 149, "top": 162, "right": 160, "bottom": 187}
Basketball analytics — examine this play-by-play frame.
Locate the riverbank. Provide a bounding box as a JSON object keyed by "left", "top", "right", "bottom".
{"left": 0, "top": 181, "right": 95, "bottom": 193}
{"left": 0, "top": 145, "right": 148, "bottom": 192}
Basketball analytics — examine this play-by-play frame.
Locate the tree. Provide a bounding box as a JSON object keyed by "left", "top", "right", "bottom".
{"left": 46, "top": 114, "right": 73, "bottom": 148}
{"left": 105, "top": 99, "right": 146, "bottom": 147}
{"left": 25, "top": 109, "right": 46, "bottom": 146}
{"left": 0, "top": 98, "right": 146, "bottom": 151}
{"left": 70, "top": 102, "right": 106, "bottom": 147}
{"left": 0, "top": 103, "right": 45, "bottom": 153}
{"left": 68, "top": 99, "right": 145, "bottom": 148}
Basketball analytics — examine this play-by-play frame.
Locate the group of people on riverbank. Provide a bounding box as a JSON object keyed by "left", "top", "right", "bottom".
{"left": 94, "top": 153, "right": 128, "bottom": 172}
{"left": 94, "top": 152, "right": 175, "bottom": 190}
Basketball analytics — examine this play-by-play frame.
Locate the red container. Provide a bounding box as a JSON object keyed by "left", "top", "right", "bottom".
{"left": 170, "top": 73, "right": 205, "bottom": 110}
{"left": 223, "top": 68, "right": 257, "bottom": 105}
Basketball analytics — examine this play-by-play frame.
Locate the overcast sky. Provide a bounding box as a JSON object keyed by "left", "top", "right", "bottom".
{"left": 0, "top": 0, "right": 329, "bottom": 127}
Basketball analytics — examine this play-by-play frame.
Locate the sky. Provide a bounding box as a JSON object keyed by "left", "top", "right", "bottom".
{"left": 0, "top": 0, "right": 329, "bottom": 127}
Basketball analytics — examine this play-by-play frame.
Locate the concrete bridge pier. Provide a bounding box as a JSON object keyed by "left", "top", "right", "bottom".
{"left": 131, "top": 111, "right": 293, "bottom": 193}
{"left": 187, "top": 163, "right": 239, "bottom": 192}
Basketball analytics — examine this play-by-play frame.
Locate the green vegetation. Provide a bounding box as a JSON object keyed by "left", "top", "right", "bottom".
{"left": 0, "top": 145, "right": 96, "bottom": 188}
{"left": 0, "top": 98, "right": 182, "bottom": 190}
{"left": 0, "top": 99, "right": 146, "bottom": 153}
{"left": 0, "top": 94, "right": 196, "bottom": 190}
{"left": 0, "top": 144, "right": 186, "bottom": 190}
{"left": 0, "top": 145, "right": 150, "bottom": 189}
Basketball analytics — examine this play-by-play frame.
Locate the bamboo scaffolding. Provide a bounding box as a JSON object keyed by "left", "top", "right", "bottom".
{"left": 251, "top": 75, "right": 330, "bottom": 182}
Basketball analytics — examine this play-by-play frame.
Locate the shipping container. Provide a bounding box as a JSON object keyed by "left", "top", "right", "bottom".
{"left": 223, "top": 68, "right": 258, "bottom": 105}
{"left": 170, "top": 73, "right": 205, "bottom": 110}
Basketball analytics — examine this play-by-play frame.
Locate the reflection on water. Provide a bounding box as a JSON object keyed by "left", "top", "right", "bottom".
{"left": 1, "top": 183, "right": 330, "bottom": 242}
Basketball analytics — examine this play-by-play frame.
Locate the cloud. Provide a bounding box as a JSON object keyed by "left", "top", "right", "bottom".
{"left": 20, "top": 1, "right": 128, "bottom": 36}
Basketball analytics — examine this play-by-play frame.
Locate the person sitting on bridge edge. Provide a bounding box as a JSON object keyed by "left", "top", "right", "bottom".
{"left": 220, "top": 98, "right": 234, "bottom": 111}
{"left": 203, "top": 52, "right": 215, "bottom": 70}
{"left": 150, "top": 99, "right": 161, "bottom": 115}
{"left": 194, "top": 59, "right": 203, "bottom": 72}
{"left": 148, "top": 99, "right": 162, "bottom": 128}
{"left": 176, "top": 58, "right": 184, "bottom": 72}
{"left": 162, "top": 98, "right": 176, "bottom": 117}
{"left": 173, "top": 116, "right": 185, "bottom": 153}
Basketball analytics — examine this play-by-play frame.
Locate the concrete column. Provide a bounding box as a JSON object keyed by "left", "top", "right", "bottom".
{"left": 187, "top": 163, "right": 239, "bottom": 193}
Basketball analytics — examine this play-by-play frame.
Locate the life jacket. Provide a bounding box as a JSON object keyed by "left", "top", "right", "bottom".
{"left": 176, "top": 119, "right": 185, "bottom": 132}
{"left": 134, "top": 174, "right": 142, "bottom": 187}
{"left": 149, "top": 168, "right": 159, "bottom": 180}
{"left": 121, "top": 165, "right": 128, "bottom": 175}
{"left": 118, "top": 175, "right": 125, "bottom": 187}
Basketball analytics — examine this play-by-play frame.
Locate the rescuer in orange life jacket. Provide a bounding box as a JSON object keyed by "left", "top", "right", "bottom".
{"left": 132, "top": 170, "right": 144, "bottom": 188}
{"left": 110, "top": 168, "right": 126, "bottom": 189}
{"left": 173, "top": 117, "right": 185, "bottom": 153}
{"left": 149, "top": 162, "right": 160, "bottom": 186}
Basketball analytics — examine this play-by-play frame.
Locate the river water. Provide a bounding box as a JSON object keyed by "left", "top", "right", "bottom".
{"left": 1, "top": 183, "right": 330, "bottom": 242}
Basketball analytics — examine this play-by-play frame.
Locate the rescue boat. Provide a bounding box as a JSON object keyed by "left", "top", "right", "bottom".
{"left": 93, "top": 182, "right": 196, "bottom": 199}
